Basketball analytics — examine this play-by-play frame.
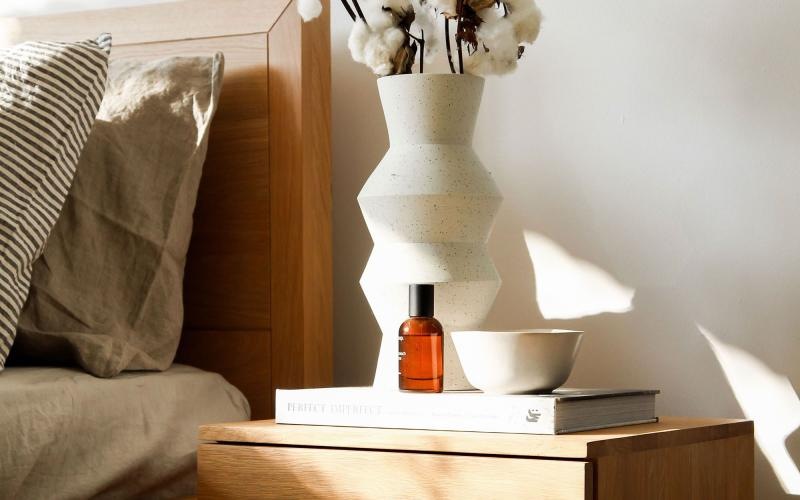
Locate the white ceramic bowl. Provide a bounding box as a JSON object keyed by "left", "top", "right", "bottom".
{"left": 451, "top": 329, "right": 583, "bottom": 394}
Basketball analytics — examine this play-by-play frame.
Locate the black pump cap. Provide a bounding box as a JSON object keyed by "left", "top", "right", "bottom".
{"left": 409, "top": 284, "right": 434, "bottom": 317}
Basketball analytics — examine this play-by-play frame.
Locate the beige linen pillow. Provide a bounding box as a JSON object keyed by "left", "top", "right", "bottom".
{"left": 13, "top": 54, "right": 224, "bottom": 377}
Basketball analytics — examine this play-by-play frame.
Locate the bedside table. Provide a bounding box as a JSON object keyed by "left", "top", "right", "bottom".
{"left": 197, "top": 417, "right": 753, "bottom": 499}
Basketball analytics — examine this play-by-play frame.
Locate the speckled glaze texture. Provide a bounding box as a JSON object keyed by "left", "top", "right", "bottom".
{"left": 358, "top": 74, "right": 503, "bottom": 390}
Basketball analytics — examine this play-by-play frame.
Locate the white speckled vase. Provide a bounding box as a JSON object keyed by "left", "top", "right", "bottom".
{"left": 358, "top": 74, "right": 502, "bottom": 390}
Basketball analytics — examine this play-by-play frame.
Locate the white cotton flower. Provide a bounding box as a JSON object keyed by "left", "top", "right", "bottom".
{"left": 506, "top": 0, "right": 542, "bottom": 43}
{"left": 361, "top": 0, "right": 401, "bottom": 30}
{"left": 297, "top": 0, "right": 323, "bottom": 21}
{"left": 348, "top": 18, "right": 407, "bottom": 76}
{"left": 465, "top": 14, "right": 520, "bottom": 76}
{"left": 348, "top": 18, "right": 371, "bottom": 63}
{"left": 367, "top": 27, "right": 407, "bottom": 75}
{"left": 378, "top": 0, "right": 440, "bottom": 57}
{"left": 409, "top": 0, "right": 441, "bottom": 56}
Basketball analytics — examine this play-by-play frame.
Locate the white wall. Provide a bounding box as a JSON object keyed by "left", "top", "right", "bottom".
{"left": 2, "top": 1, "right": 797, "bottom": 497}
{"left": 333, "top": 1, "right": 800, "bottom": 498}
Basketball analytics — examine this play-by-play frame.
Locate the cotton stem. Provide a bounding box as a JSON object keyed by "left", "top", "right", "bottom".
{"left": 351, "top": 0, "right": 368, "bottom": 25}
{"left": 445, "top": 19, "right": 456, "bottom": 74}
{"left": 408, "top": 29, "right": 425, "bottom": 73}
{"left": 456, "top": 0, "right": 464, "bottom": 74}
{"left": 339, "top": 0, "right": 356, "bottom": 21}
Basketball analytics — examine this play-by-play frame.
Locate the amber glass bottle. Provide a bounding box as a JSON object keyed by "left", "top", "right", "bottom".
{"left": 398, "top": 284, "right": 443, "bottom": 392}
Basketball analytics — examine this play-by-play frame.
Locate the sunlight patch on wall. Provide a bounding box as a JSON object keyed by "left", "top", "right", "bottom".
{"left": 523, "top": 231, "right": 635, "bottom": 319}
{"left": 699, "top": 324, "right": 800, "bottom": 495}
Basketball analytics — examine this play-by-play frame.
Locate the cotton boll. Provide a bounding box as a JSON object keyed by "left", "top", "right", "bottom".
{"left": 465, "top": 44, "right": 519, "bottom": 76}
{"left": 347, "top": 3, "right": 394, "bottom": 63}
{"left": 364, "top": 26, "right": 407, "bottom": 75}
{"left": 384, "top": 0, "right": 441, "bottom": 57}
{"left": 465, "top": 15, "right": 520, "bottom": 76}
{"left": 297, "top": 0, "right": 323, "bottom": 21}
{"left": 360, "top": 0, "right": 397, "bottom": 30}
{"left": 348, "top": 20, "right": 371, "bottom": 64}
{"left": 409, "top": 0, "right": 441, "bottom": 56}
{"left": 506, "top": 0, "right": 542, "bottom": 44}
{"left": 372, "top": 0, "right": 441, "bottom": 58}
{"left": 349, "top": 18, "right": 407, "bottom": 76}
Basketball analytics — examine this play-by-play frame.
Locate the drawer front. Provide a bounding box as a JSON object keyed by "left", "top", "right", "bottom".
{"left": 198, "top": 444, "right": 592, "bottom": 499}
{"left": 595, "top": 434, "right": 754, "bottom": 500}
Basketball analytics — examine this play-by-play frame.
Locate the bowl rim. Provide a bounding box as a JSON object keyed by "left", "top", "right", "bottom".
{"left": 451, "top": 329, "right": 583, "bottom": 335}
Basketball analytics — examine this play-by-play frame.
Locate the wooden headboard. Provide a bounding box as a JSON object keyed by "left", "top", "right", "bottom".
{"left": 5, "top": 0, "right": 333, "bottom": 419}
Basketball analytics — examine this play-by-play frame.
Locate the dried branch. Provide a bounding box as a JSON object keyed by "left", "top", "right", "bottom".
{"left": 444, "top": 19, "right": 456, "bottom": 74}
{"left": 339, "top": 0, "right": 356, "bottom": 21}
{"left": 406, "top": 29, "right": 427, "bottom": 73}
{"left": 351, "top": 0, "right": 368, "bottom": 24}
{"left": 418, "top": 29, "right": 425, "bottom": 73}
{"left": 456, "top": 0, "right": 464, "bottom": 73}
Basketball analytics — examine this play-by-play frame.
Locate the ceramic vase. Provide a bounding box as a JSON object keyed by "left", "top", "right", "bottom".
{"left": 358, "top": 74, "right": 502, "bottom": 390}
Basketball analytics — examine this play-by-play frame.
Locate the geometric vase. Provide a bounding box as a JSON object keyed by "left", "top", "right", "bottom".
{"left": 358, "top": 74, "right": 502, "bottom": 391}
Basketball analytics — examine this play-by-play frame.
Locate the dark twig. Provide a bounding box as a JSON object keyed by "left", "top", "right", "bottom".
{"left": 418, "top": 29, "right": 425, "bottom": 73}
{"left": 456, "top": 0, "right": 465, "bottom": 74}
{"left": 444, "top": 19, "right": 456, "bottom": 73}
{"left": 339, "top": 0, "right": 356, "bottom": 21}
{"left": 351, "top": 0, "right": 368, "bottom": 24}
{"left": 408, "top": 29, "right": 426, "bottom": 72}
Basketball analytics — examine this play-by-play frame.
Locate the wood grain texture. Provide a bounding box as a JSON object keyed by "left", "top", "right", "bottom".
{"left": 268, "top": 1, "right": 333, "bottom": 392}
{"left": 199, "top": 417, "right": 753, "bottom": 459}
{"left": 594, "top": 434, "right": 754, "bottom": 500}
{"left": 175, "top": 330, "right": 272, "bottom": 419}
{"left": 197, "top": 443, "right": 592, "bottom": 500}
{"left": 2, "top": 0, "right": 289, "bottom": 47}
{"left": 198, "top": 418, "right": 753, "bottom": 499}
{"left": 112, "top": 34, "right": 274, "bottom": 417}
{"left": 114, "top": 34, "right": 271, "bottom": 331}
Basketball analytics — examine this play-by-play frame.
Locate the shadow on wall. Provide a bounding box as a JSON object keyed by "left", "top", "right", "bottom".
{"left": 488, "top": 217, "right": 800, "bottom": 497}
{"left": 332, "top": 2, "right": 800, "bottom": 498}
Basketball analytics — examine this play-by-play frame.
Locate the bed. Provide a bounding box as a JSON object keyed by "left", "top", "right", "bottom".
{"left": 0, "top": 0, "right": 332, "bottom": 497}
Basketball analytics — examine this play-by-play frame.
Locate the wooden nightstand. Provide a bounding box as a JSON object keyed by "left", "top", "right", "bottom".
{"left": 197, "top": 417, "right": 753, "bottom": 499}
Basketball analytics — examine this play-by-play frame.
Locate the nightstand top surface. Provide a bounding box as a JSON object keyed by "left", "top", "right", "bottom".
{"left": 199, "top": 416, "right": 751, "bottom": 458}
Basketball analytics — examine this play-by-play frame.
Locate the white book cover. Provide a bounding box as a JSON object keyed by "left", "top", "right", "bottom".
{"left": 275, "top": 387, "right": 658, "bottom": 435}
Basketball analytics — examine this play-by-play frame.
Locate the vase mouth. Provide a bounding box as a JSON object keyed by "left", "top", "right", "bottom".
{"left": 378, "top": 73, "right": 484, "bottom": 83}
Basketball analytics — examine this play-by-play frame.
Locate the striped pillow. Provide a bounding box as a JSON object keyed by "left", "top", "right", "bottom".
{"left": 0, "top": 34, "right": 111, "bottom": 369}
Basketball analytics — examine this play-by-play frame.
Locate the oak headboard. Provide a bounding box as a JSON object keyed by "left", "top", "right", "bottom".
{"left": 5, "top": 0, "right": 333, "bottom": 419}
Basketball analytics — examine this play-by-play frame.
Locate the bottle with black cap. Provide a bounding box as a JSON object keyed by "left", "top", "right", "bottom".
{"left": 398, "top": 284, "right": 444, "bottom": 392}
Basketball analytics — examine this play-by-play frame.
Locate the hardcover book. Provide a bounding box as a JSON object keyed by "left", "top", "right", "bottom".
{"left": 275, "top": 387, "right": 659, "bottom": 435}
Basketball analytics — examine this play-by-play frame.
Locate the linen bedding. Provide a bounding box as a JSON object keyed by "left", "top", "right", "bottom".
{"left": 0, "top": 37, "right": 244, "bottom": 500}
{"left": 15, "top": 55, "right": 224, "bottom": 377}
{"left": 0, "top": 364, "right": 250, "bottom": 500}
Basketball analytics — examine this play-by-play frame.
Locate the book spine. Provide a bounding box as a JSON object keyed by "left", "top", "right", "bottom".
{"left": 275, "top": 391, "right": 557, "bottom": 434}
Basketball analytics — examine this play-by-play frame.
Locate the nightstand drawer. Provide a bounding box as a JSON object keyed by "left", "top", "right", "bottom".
{"left": 198, "top": 443, "right": 593, "bottom": 499}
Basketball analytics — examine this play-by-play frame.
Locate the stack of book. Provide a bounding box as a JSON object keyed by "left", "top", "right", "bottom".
{"left": 276, "top": 387, "right": 659, "bottom": 435}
